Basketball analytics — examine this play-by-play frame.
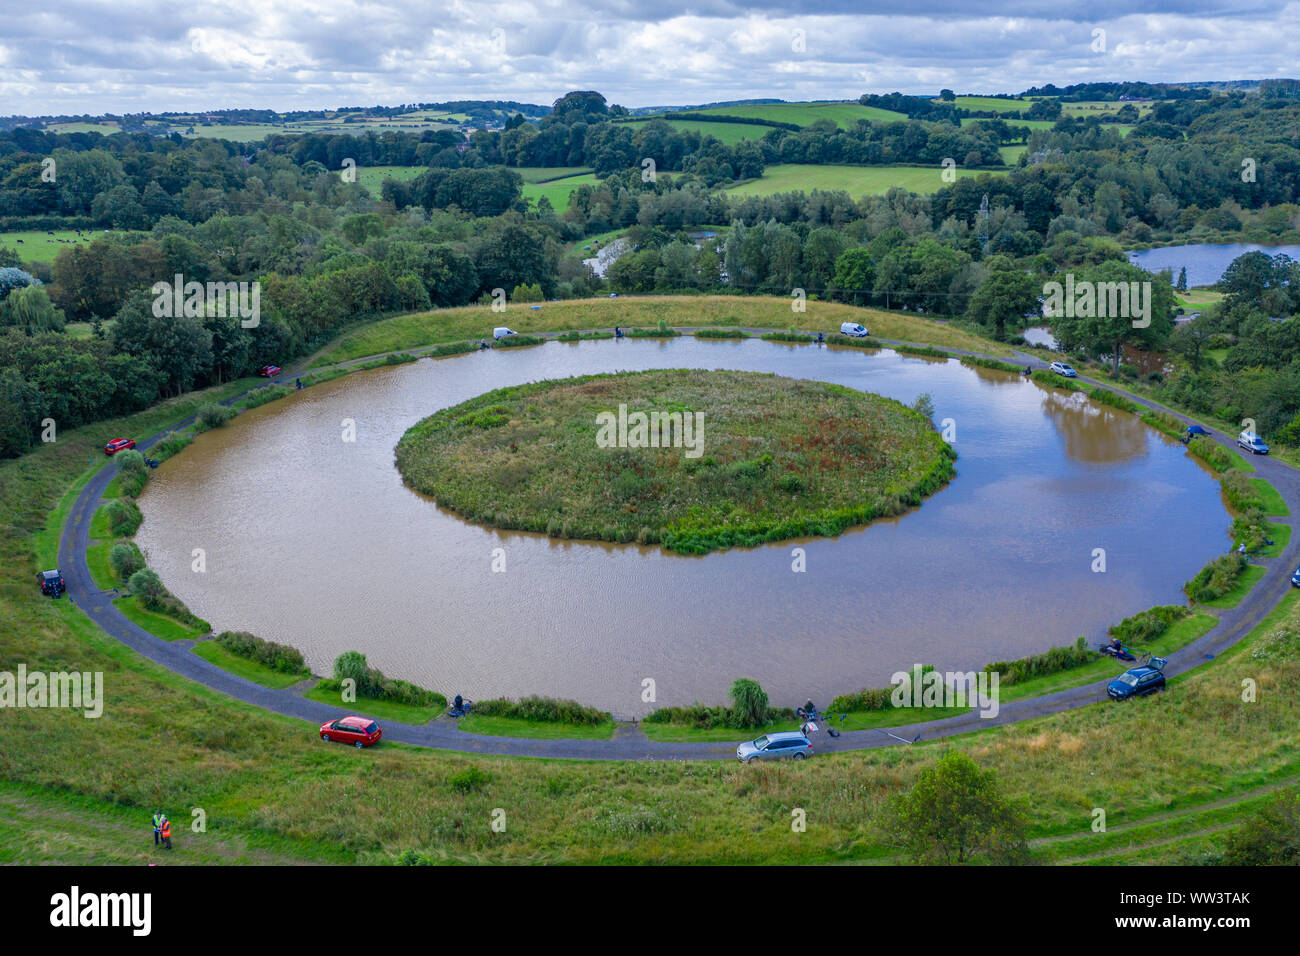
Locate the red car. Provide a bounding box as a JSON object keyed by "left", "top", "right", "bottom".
{"left": 260, "top": 365, "right": 282, "bottom": 377}
{"left": 319, "top": 716, "right": 382, "bottom": 748}
{"left": 104, "top": 438, "right": 136, "bottom": 455}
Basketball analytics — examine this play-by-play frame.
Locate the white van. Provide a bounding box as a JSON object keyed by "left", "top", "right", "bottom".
{"left": 840, "top": 322, "right": 870, "bottom": 337}
{"left": 493, "top": 327, "right": 517, "bottom": 340}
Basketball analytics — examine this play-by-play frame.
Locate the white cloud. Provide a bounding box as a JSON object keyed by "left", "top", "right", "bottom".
{"left": 2, "top": 1, "right": 1298, "bottom": 115}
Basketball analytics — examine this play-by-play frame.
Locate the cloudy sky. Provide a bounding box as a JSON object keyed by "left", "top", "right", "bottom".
{"left": 2, "top": 1, "right": 1298, "bottom": 116}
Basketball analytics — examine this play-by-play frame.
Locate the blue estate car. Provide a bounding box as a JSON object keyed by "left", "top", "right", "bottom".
{"left": 1107, "top": 657, "right": 1169, "bottom": 701}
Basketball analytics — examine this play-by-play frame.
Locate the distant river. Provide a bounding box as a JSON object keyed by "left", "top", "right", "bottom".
{"left": 135, "top": 338, "right": 1229, "bottom": 714}
{"left": 1129, "top": 243, "right": 1300, "bottom": 287}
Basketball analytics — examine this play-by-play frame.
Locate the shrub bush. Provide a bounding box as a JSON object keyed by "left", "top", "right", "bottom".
{"left": 330, "top": 650, "right": 445, "bottom": 707}
{"left": 960, "top": 357, "right": 1024, "bottom": 374}
{"left": 1087, "top": 387, "right": 1142, "bottom": 413}
{"left": 194, "top": 403, "right": 236, "bottom": 432}
{"left": 492, "top": 334, "right": 546, "bottom": 348}
{"left": 472, "top": 695, "right": 609, "bottom": 725}
{"left": 1189, "top": 435, "right": 1232, "bottom": 472}
{"left": 983, "top": 636, "right": 1094, "bottom": 686}
{"left": 729, "top": 678, "right": 770, "bottom": 729}
{"left": 108, "top": 542, "right": 145, "bottom": 581}
{"left": 1185, "top": 553, "right": 1249, "bottom": 603}
{"left": 104, "top": 498, "right": 142, "bottom": 537}
{"left": 1108, "top": 605, "right": 1188, "bottom": 645}
{"left": 216, "top": 630, "right": 308, "bottom": 675}
{"left": 152, "top": 433, "right": 193, "bottom": 461}
{"left": 1232, "top": 506, "right": 1272, "bottom": 552}
{"left": 693, "top": 327, "right": 748, "bottom": 339}
{"left": 1221, "top": 470, "right": 1264, "bottom": 512}
{"left": 240, "top": 386, "right": 291, "bottom": 410}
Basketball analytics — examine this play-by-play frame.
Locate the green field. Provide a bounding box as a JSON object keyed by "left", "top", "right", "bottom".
{"left": 947, "top": 95, "right": 1033, "bottom": 113}
{"left": 0, "top": 229, "right": 97, "bottom": 264}
{"left": 355, "top": 165, "right": 425, "bottom": 197}
{"left": 961, "top": 117, "right": 1055, "bottom": 131}
{"left": 619, "top": 118, "right": 776, "bottom": 144}
{"left": 676, "top": 101, "right": 908, "bottom": 127}
{"left": 514, "top": 166, "right": 593, "bottom": 183}
{"left": 521, "top": 173, "right": 600, "bottom": 212}
{"left": 727, "top": 163, "right": 1006, "bottom": 198}
{"left": 1000, "top": 145, "right": 1028, "bottom": 164}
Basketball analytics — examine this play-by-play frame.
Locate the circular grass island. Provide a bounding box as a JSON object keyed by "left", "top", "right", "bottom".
{"left": 395, "top": 369, "right": 956, "bottom": 554}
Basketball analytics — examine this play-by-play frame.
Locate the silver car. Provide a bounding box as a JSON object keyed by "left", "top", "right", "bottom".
{"left": 736, "top": 731, "right": 813, "bottom": 763}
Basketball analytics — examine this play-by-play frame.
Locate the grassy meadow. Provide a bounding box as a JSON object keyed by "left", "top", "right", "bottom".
{"left": 394, "top": 369, "right": 954, "bottom": 553}
{"left": 727, "top": 163, "right": 1008, "bottom": 198}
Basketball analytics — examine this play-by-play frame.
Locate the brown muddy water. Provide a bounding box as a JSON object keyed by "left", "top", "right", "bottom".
{"left": 135, "top": 338, "right": 1229, "bottom": 714}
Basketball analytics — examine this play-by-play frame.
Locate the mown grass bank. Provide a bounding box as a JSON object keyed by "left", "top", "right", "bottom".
{"left": 309, "top": 296, "right": 1016, "bottom": 367}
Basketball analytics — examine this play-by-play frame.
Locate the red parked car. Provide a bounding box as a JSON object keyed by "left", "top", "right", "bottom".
{"left": 104, "top": 438, "right": 136, "bottom": 455}
{"left": 319, "top": 716, "right": 382, "bottom": 748}
{"left": 260, "top": 365, "right": 282, "bottom": 377}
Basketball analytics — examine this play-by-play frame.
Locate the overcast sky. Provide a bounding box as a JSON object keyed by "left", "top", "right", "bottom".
{"left": 2, "top": 1, "right": 1298, "bottom": 116}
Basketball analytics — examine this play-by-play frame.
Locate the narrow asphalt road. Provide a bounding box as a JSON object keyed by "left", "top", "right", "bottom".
{"left": 56, "top": 334, "right": 1300, "bottom": 761}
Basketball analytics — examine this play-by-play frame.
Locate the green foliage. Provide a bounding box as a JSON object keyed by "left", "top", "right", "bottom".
{"left": 107, "top": 542, "right": 144, "bottom": 581}
{"left": 984, "top": 637, "right": 1094, "bottom": 686}
{"left": 1185, "top": 553, "right": 1249, "bottom": 603}
{"left": 960, "top": 356, "right": 1025, "bottom": 374}
{"left": 447, "top": 767, "right": 491, "bottom": 793}
{"left": 194, "top": 403, "right": 236, "bottom": 431}
{"left": 886, "top": 751, "right": 1030, "bottom": 864}
{"left": 239, "top": 386, "right": 291, "bottom": 410}
{"left": 472, "top": 696, "right": 609, "bottom": 725}
{"left": 215, "top": 631, "right": 308, "bottom": 676}
{"left": 330, "top": 650, "right": 444, "bottom": 707}
{"left": 1221, "top": 470, "right": 1264, "bottom": 512}
{"left": 728, "top": 678, "right": 770, "bottom": 729}
{"left": 829, "top": 685, "right": 896, "bottom": 713}
{"left": 760, "top": 331, "right": 817, "bottom": 343}
{"left": 104, "top": 497, "right": 142, "bottom": 537}
{"left": 152, "top": 433, "right": 193, "bottom": 461}
{"left": 1223, "top": 788, "right": 1300, "bottom": 865}
{"left": 112, "top": 448, "right": 149, "bottom": 497}
{"left": 491, "top": 334, "right": 546, "bottom": 348}
{"left": 692, "top": 327, "right": 748, "bottom": 339}
{"left": 1108, "top": 605, "right": 1188, "bottom": 646}
{"left": 1086, "top": 386, "right": 1142, "bottom": 413}
{"left": 1189, "top": 435, "right": 1232, "bottom": 472}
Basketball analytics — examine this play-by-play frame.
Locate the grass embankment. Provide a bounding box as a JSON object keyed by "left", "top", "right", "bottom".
{"left": 1199, "top": 564, "right": 1268, "bottom": 609}
{"left": 191, "top": 641, "right": 306, "bottom": 690}
{"left": 302, "top": 684, "right": 443, "bottom": 725}
{"left": 395, "top": 369, "right": 955, "bottom": 554}
{"left": 457, "top": 714, "right": 617, "bottom": 741}
{"left": 5, "top": 345, "right": 1300, "bottom": 864}
{"left": 308, "top": 296, "right": 1016, "bottom": 367}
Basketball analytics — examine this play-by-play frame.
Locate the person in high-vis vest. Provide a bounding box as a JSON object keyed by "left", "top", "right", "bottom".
{"left": 160, "top": 815, "right": 172, "bottom": 850}
{"left": 152, "top": 811, "right": 164, "bottom": 846}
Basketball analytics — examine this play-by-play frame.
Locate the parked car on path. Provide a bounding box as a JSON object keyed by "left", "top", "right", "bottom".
{"left": 1238, "top": 431, "right": 1270, "bottom": 455}
{"left": 38, "top": 569, "right": 65, "bottom": 597}
{"left": 259, "top": 365, "right": 282, "bottom": 377}
{"left": 1107, "top": 657, "right": 1168, "bottom": 701}
{"left": 1048, "top": 361, "right": 1077, "bottom": 378}
{"left": 319, "top": 716, "right": 382, "bottom": 748}
{"left": 493, "top": 327, "right": 516, "bottom": 340}
{"left": 104, "top": 438, "right": 136, "bottom": 455}
{"left": 839, "top": 322, "right": 870, "bottom": 337}
{"left": 736, "top": 731, "right": 813, "bottom": 763}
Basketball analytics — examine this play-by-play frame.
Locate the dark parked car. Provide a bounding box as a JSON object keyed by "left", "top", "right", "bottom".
{"left": 319, "top": 716, "right": 382, "bottom": 748}
{"left": 1107, "top": 657, "right": 1168, "bottom": 700}
{"left": 38, "top": 569, "right": 65, "bottom": 597}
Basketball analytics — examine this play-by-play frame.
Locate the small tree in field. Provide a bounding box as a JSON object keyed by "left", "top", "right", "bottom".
{"left": 728, "top": 678, "right": 770, "bottom": 729}
{"left": 887, "top": 750, "right": 1029, "bottom": 864}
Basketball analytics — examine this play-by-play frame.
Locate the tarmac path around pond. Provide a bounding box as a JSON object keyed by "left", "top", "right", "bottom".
{"left": 57, "top": 331, "right": 1300, "bottom": 761}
